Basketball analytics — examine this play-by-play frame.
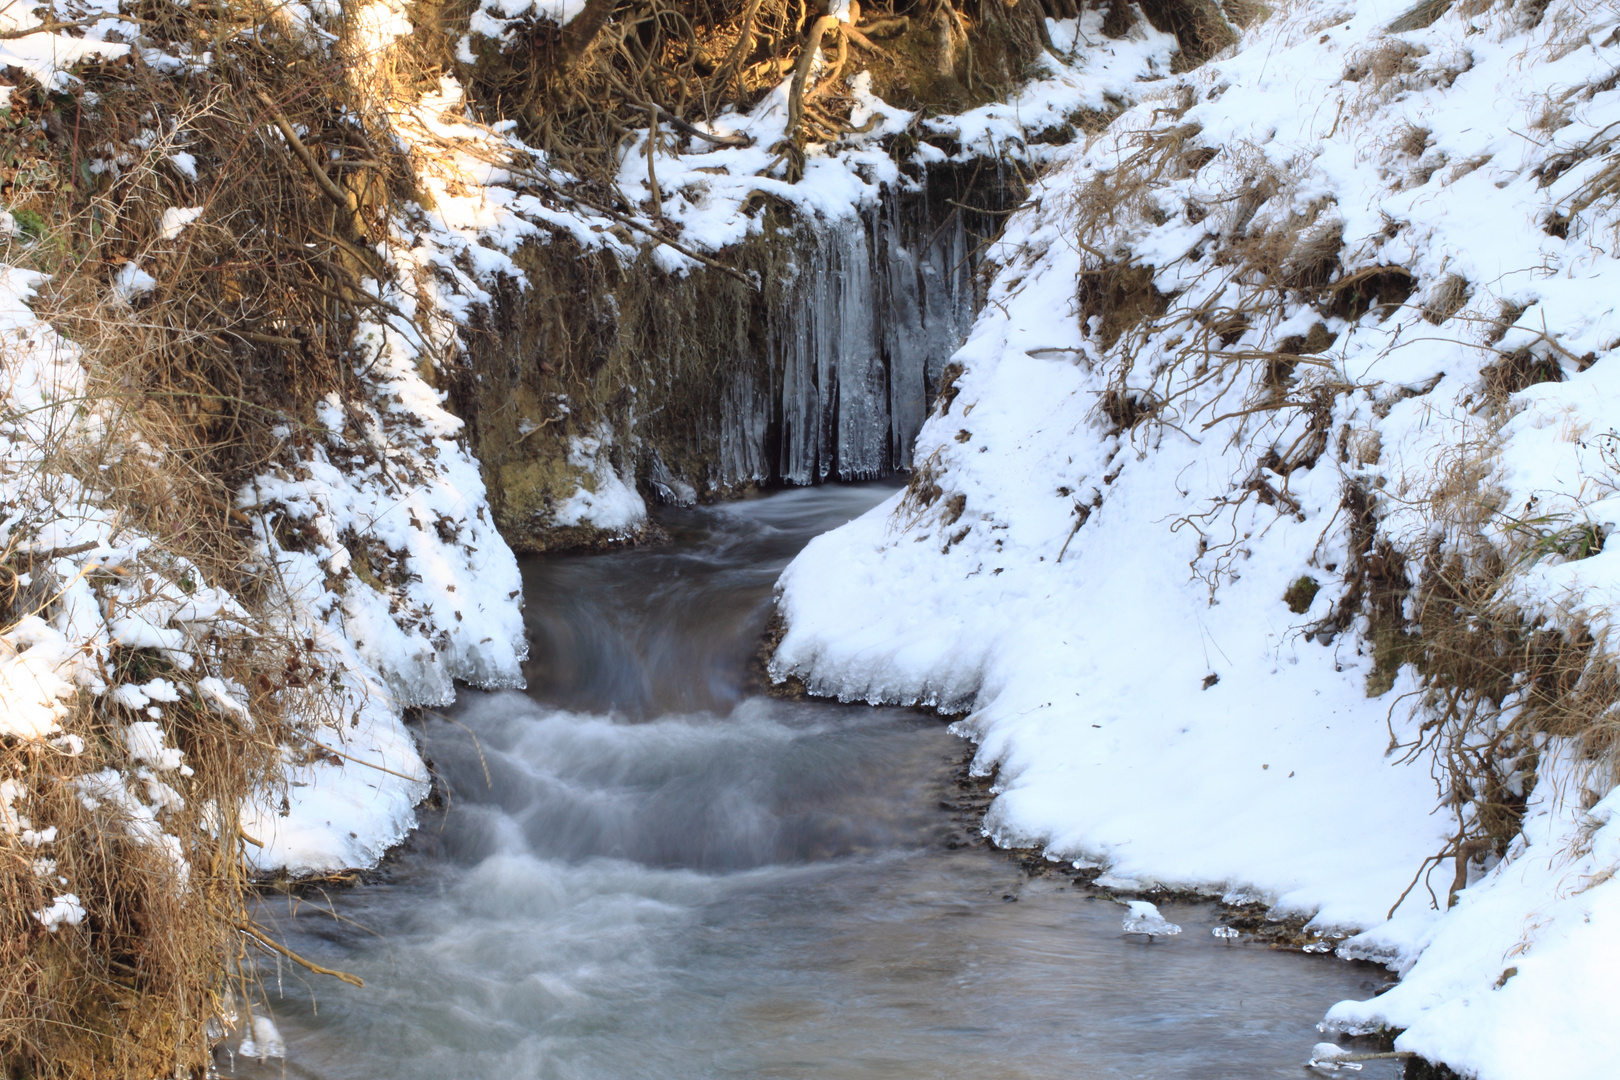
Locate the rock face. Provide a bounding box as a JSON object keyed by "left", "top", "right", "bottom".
{"left": 449, "top": 169, "right": 1005, "bottom": 550}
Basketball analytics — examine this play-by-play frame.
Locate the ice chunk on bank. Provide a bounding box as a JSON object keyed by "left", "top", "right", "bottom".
{"left": 238, "top": 1015, "right": 285, "bottom": 1060}
{"left": 1122, "top": 900, "right": 1181, "bottom": 937}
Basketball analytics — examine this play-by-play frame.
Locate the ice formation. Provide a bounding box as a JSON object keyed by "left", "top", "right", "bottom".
{"left": 1122, "top": 900, "right": 1182, "bottom": 937}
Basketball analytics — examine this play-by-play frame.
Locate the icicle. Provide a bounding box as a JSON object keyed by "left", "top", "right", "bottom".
{"left": 716, "top": 189, "right": 978, "bottom": 488}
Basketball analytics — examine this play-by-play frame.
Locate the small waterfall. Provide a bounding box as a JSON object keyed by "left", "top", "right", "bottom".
{"left": 718, "top": 196, "right": 979, "bottom": 488}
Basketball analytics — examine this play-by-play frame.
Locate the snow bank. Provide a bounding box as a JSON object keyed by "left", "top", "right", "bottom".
{"left": 2, "top": 3, "right": 537, "bottom": 877}
{"left": 0, "top": 0, "right": 131, "bottom": 93}
{"left": 773, "top": 0, "right": 1620, "bottom": 1074}
{"left": 1326, "top": 753, "right": 1620, "bottom": 1079}
{"left": 773, "top": 342, "right": 1450, "bottom": 930}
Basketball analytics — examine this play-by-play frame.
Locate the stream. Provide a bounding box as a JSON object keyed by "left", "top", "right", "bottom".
{"left": 242, "top": 483, "right": 1399, "bottom": 1080}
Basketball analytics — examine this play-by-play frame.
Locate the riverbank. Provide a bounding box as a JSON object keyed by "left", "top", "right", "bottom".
{"left": 770, "top": 1, "right": 1620, "bottom": 1077}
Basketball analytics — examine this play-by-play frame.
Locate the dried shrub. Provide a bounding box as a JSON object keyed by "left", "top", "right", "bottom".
{"left": 1220, "top": 0, "right": 1273, "bottom": 31}
{"left": 1338, "top": 415, "right": 1620, "bottom": 914}
{"left": 1276, "top": 214, "right": 1344, "bottom": 291}
{"left": 1546, "top": 145, "right": 1620, "bottom": 243}
{"left": 935, "top": 361, "right": 966, "bottom": 415}
{"left": 1386, "top": 0, "right": 1455, "bottom": 33}
{"left": 0, "top": 0, "right": 441, "bottom": 1071}
{"left": 1422, "top": 273, "right": 1471, "bottom": 325}
{"left": 1342, "top": 39, "right": 1426, "bottom": 86}
{"left": 1395, "top": 122, "right": 1432, "bottom": 159}
{"left": 898, "top": 445, "right": 946, "bottom": 517}
{"left": 1480, "top": 346, "right": 1564, "bottom": 406}
{"left": 1445, "top": 152, "right": 1493, "bottom": 185}
{"left": 1382, "top": 555, "right": 1620, "bottom": 911}
{"left": 1098, "top": 385, "right": 1162, "bottom": 432}
{"left": 456, "top": 0, "right": 1054, "bottom": 187}
{"left": 1324, "top": 265, "right": 1415, "bottom": 322}
{"left": 1079, "top": 264, "right": 1175, "bottom": 350}
{"left": 1137, "top": 0, "right": 1240, "bottom": 67}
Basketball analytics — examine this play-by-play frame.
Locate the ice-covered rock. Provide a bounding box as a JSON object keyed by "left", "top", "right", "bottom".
{"left": 1307, "top": 1042, "right": 1365, "bottom": 1072}
{"left": 1122, "top": 900, "right": 1181, "bottom": 938}
{"left": 238, "top": 1015, "right": 285, "bottom": 1060}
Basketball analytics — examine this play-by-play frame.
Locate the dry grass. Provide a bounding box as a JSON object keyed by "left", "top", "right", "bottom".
{"left": 0, "top": 1, "right": 444, "bottom": 1072}
{"left": 0, "top": 309, "right": 312, "bottom": 1075}
{"left": 1376, "top": 551, "right": 1620, "bottom": 910}
{"left": 1421, "top": 273, "right": 1471, "bottom": 325}
{"left": 455, "top": 0, "right": 1052, "bottom": 188}
{"left": 1342, "top": 38, "right": 1427, "bottom": 89}
{"left": 1137, "top": 0, "right": 1241, "bottom": 68}
{"left": 1342, "top": 415, "right": 1620, "bottom": 912}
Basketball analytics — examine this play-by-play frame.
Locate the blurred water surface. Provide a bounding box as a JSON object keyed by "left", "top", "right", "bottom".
{"left": 244, "top": 483, "right": 1397, "bottom": 1080}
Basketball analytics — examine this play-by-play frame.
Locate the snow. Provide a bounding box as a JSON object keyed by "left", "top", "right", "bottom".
{"left": 33, "top": 893, "right": 86, "bottom": 933}
{"left": 238, "top": 1014, "right": 286, "bottom": 1060}
{"left": 771, "top": 0, "right": 1620, "bottom": 1076}
{"left": 0, "top": 615, "right": 79, "bottom": 739}
{"left": 775, "top": 465, "right": 1450, "bottom": 931}
{"left": 238, "top": 618, "right": 433, "bottom": 873}
{"left": 550, "top": 425, "right": 648, "bottom": 532}
{"left": 466, "top": 0, "right": 591, "bottom": 41}
{"left": 0, "top": 0, "right": 131, "bottom": 93}
{"left": 124, "top": 720, "right": 189, "bottom": 773}
{"left": 1325, "top": 760, "right": 1620, "bottom": 1079}
{"left": 156, "top": 206, "right": 203, "bottom": 240}
{"left": 167, "top": 152, "right": 198, "bottom": 181}
{"left": 112, "top": 261, "right": 157, "bottom": 299}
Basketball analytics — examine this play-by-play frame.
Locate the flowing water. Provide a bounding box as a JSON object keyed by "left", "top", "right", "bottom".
{"left": 241, "top": 484, "right": 1399, "bottom": 1080}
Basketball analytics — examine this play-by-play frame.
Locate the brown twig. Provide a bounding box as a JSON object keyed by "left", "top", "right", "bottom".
{"left": 235, "top": 921, "right": 364, "bottom": 988}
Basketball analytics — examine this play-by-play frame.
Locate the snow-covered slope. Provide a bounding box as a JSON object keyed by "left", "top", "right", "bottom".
{"left": 773, "top": 1, "right": 1620, "bottom": 1075}
{"left": 1, "top": 2, "right": 538, "bottom": 879}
